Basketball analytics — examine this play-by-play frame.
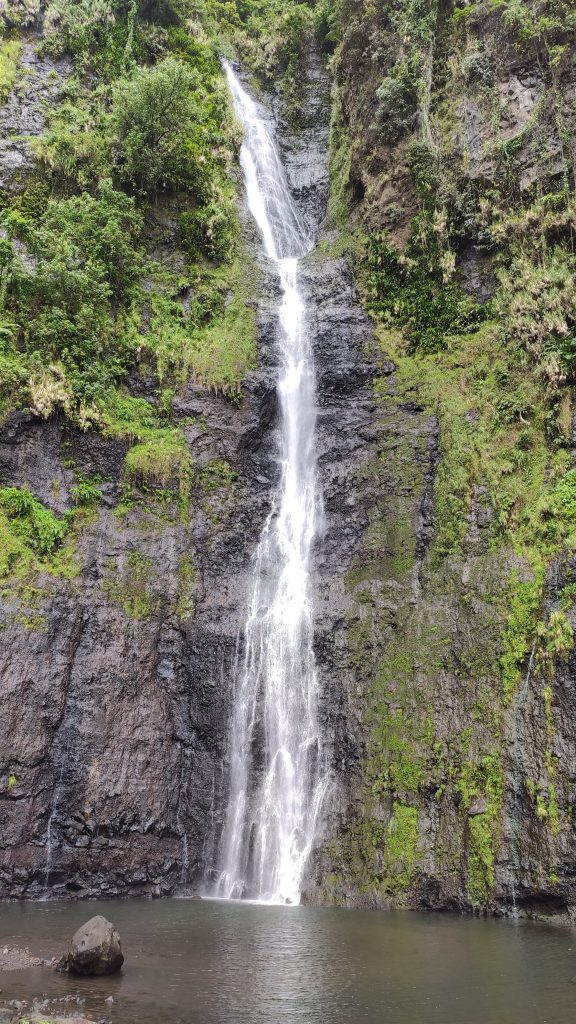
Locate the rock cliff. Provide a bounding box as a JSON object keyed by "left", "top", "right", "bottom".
{"left": 2, "top": 0, "right": 576, "bottom": 921}
{"left": 304, "top": 0, "right": 576, "bottom": 919}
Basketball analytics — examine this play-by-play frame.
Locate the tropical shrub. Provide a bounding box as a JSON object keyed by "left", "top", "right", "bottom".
{"left": 496, "top": 248, "right": 576, "bottom": 386}
{"left": 112, "top": 57, "right": 206, "bottom": 193}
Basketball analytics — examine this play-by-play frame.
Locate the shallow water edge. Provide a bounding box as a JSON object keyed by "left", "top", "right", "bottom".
{"left": 1, "top": 899, "right": 576, "bottom": 1024}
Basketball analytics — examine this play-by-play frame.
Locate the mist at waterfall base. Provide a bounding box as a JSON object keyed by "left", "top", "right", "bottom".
{"left": 2, "top": 900, "right": 576, "bottom": 1024}
{"left": 211, "top": 65, "right": 329, "bottom": 905}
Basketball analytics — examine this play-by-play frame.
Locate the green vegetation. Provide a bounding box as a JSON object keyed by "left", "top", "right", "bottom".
{"left": 486, "top": 193, "right": 576, "bottom": 387}
{"left": 327, "top": 88, "right": 353, "bottom": 224}
{"left": 174, "top": 552, "right": 198, "bottom": 619}
{"left": 364, "top": 223, "right": 487, "bottom": 353}
{"left": 5, "top": 182, "right": 144, "bottom": 412}
{"left": 112, "top": 57, "right": 219, "bottom": 194}
{"left": 0, "top": 485, "right": 82, "bottom": 629}
{"left": 319, "top": 0, "right": 576, "bottom": 912}
{"left": 0, "top": 487, "right": 66, "bottom": 560}
{"left": 198, "top": 458, "right": 238, "bottom": 493}
{"left": 489, "top": 0, "right": 576, "bottom": 50}
{"left": 125, "top": 429, "right": 192, "bottom": 496}
{"left": 456, "top": 754, "right": 504, "bottom": 905}
{"left": 0, "top": 0, "right": 263, "bottom": 432}
{"left": 105, "top": 550, "right": 160, "bottom": 619}
{"left": 201, "top": 0, "right": 318, "bottom": 84}
{"left": 0, "top": 37, "right": 21, "bottom": 102}
{"left": 0, "top": 0, "right": 273, "bottom": 580}
{"left": 375, "top": 58, "right": 420, "bottom": 145}
{"left": 71, "top": 475, "right": 105, "bottom": 506}
{"left": 500, "top": 577, "right": 542, "bottom": 701}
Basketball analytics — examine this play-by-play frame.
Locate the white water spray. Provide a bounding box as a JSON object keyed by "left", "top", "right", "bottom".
{"left": 213, "top": 64, "right": 328, "bottom": 905}
{"left": 44, "top": 756, "right": 66, "bottom": 892}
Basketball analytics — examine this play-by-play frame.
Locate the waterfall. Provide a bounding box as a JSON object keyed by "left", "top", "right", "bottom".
{"left": 212, "top": 64, "right": 329, "bottom": 906}
{"left": 44, "top": 754, "right": 67, "bottom": 894}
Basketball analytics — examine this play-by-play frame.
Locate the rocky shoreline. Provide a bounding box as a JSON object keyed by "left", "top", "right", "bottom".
{"left": 0, "top": 947, "right": 54, "bottom": 972}
{"left": 0, "top": 954, "right": 105, "bottom": 1024}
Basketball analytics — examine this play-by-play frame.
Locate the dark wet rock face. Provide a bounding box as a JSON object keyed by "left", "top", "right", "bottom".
{"left": 0, "top": 42, "right": 71, "bottom": 191}
{"left": 0, "top": 35, "right": 379, "bottom": 902}
{"left": 303, "top": 241, "right": 378, "bottom": 832}
{"left": 3, "top": 20, "right": 576, "bottom": 922}
{"left": 0, "top": 45, "right": 361, "bottom": 901}
{"left": 274, "top": 51, "right": 331, "bottom": 232}
{"left": 298, "top": 3, "right": 576, "bottom": 920}
{"left": 58, "top": 915, "right": 123, "bottom": 976}
{"left": 0, "top": 369, "right": 278, "bottom": 899}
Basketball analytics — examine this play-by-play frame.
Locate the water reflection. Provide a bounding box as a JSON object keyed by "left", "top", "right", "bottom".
{"left": 0, "top": 900, "right": 574, "bottom": 1024}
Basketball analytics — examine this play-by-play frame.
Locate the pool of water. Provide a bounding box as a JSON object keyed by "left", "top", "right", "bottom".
{"left": 0, "top": 899, "right": 575, "bottom": 1023}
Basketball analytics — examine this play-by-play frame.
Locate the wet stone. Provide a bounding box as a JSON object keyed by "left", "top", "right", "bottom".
{"left": 57, "top": 916, "right": 124, "bottom": 977}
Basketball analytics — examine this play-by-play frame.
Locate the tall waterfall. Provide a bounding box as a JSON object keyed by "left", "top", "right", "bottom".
{"left": 213, "top": 63, "right": 328, "bottom": 905}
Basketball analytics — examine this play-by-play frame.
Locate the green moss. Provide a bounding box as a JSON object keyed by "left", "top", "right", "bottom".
{"left": 174, "top": 553, "right": 198, "bottom": 620}
{"left": 0, "top": 487, "right": 67, "bottom": 569}
{"left": 519, "top": 609, "right": 575, "bottom": 839}
{"left": 500, "top": 575, "right": 542, "bottom": 701}
{"left": 327, "top": 88, "right": 353, "bottom": 226}
{"left": 0, "top": 38, "right": 21, "bottom": 103}
{"left": 456, "top": 753, "right": 504, "bottom": 906}
{"left": 467, "top": 814, "right": 496, "bottom": 905}
{"left": 328, "top": 803, "right": 421, "bottom": 902}
{"left": 125, "top": 431, "right": 192, "bottom": 497}
{"left": 105, "top": 550, "right": 160, "bottom": 620}
{"left": 198, "top": 459, "right": 238, "bottom": 494}
{"left": 384, "top": 802, "right": 420, "bottom": 892}
{"left": 0, "top": 486, "right": 84, "bottom": 630}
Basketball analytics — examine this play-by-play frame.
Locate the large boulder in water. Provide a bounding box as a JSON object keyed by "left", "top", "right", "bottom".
{"left": 57, "top": 915, "right": 124, "bottom": 976}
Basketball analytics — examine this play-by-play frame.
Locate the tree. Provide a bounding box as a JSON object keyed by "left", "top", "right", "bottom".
{"left": 12, "top": 182, "right": 143, "bottom": 385}
{"left": 112, "top": 57, "right": 203, "bottom": 193}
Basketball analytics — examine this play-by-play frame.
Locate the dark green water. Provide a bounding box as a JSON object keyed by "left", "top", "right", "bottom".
{"left": 1, "top": 899, "right": 575, "bottom": 1023}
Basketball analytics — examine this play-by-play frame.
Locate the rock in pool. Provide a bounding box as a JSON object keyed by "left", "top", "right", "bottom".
{"left": 57, "top": 915, "right": 124, "bottom": 976}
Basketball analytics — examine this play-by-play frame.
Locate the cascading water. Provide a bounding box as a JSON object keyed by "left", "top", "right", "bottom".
{"left": 213, "top": 63, "right": 329, "bottom": 906}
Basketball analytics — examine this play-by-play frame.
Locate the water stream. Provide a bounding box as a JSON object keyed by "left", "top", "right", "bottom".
{"left": 212, "top": 65, "right": 329, "bottom": 905}
{"left": 44, "top": 752, "right": 68, "bottom": 892}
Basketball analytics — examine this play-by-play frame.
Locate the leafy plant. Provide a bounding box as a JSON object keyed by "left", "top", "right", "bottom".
{"left": 4, "top": 181, "right": 144, "bottom": 407}
{"left": 364, "top": 224, "right": 486, "bottom": 352}
{"left": 71, "top": 476, "right": 104, "bottom": 506}
{"left": 33, "top": 100, "right": 113, "bottom": 187}
{"left": 496, "top": 248, "right": 576, "bottom": 387}
{"left": 112, "top": 57, "right": 207, "bottom": 193}
{"left": 0, "top": 38, "right": 21, "bottom": 102}
{"left": 375, "top": 58, "right": 420, "bottom": 144}
{"left": 0, "top": 487, "right": 67, "bottom": 557}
